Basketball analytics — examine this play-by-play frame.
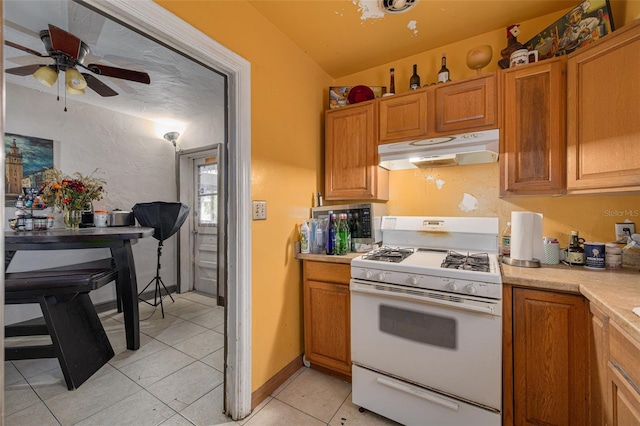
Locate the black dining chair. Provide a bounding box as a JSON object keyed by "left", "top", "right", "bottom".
{"left": 132, "top": 201, "right": 190, "bottom": 317}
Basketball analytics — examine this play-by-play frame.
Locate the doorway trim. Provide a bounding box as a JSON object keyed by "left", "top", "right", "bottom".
{"left": 82, "top": 0, "right": 252, "bottom": 419}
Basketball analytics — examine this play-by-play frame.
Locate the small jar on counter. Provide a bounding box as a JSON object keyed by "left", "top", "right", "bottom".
{"left": 94, "top": 210, "right": 109, "bottom": 228}
{"left": 605, "top": 243, "right": 623, "bottom": 269}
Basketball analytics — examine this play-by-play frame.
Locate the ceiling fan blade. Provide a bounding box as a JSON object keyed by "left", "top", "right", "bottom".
{"left": 5, "top": 40, "right": 46, "bottom": 57}
{"left": 48, "top": 24, "right": 82, "bottom": 60}
{"left": 87, "top": 63, "right": 150, "bottom": 84}
{"left": 82, "top": 73, "right": 118, "bottom": 97}
{"left": 6, "top": 64, "right": 46, "bottom": 76}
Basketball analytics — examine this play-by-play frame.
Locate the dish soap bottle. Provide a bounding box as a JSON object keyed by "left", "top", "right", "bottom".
{"left": 300, "top": 220, "right": 310, "bottom": 254}
{"left": 501, "top": 222, "right": 511, "bottom": 258}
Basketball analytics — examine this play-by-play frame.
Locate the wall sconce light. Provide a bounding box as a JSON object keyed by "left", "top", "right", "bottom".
{"left": 33, "top": 65, "right": 58, "bottom": 87}
{"left": 164, "top": 132, "right": 180, "bottom": 149}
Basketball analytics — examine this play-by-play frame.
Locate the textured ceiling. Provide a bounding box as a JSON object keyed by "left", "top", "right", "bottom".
{"left": 3, "top": 0, "right": 225, "bottom": 126}
{"left": 3, "top": 0, "right": 577, "bottom": 123}
{"left": 247, "top": 0, "right": 577, "bottom": 78}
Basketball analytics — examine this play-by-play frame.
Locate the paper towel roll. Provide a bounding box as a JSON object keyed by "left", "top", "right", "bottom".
{"left": 510, "top": 212, "right": 544, "bottom": 261}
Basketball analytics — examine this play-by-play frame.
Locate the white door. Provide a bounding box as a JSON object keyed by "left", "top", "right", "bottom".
{"left": 193, "top": 150, "right": 224, "bottom": 304}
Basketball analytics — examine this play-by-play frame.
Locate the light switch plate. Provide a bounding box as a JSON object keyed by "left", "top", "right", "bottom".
{"left": 252, "top": 200, "right": 267, "bottom": 220}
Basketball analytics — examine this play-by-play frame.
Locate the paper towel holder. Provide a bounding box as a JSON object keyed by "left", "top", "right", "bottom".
{"left": 502, "top": 256, "right": 541, "bottom": 268}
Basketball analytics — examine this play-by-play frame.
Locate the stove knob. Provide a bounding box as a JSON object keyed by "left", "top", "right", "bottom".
{"left": 377, "top": 272, "right": 386, "bottom": 281}
{"left": 408, "top": 276, "right": 419, "bottom": 285}
{"left": 448, "top": 281, "right": 459, "bottom": 291}
{"left": 364, "top": 270, "right": 373, "bottom": 280}
{"left": 466, "top": 284, "right": 478, "bottom": 295}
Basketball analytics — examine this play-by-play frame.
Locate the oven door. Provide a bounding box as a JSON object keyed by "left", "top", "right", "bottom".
{"left": 350, "top": 279, "right": 502, "bottom": 411}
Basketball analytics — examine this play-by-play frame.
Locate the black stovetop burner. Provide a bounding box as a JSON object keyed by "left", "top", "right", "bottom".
{"left": 362, "top": 246, "right": 414, "bottom": 263}
{"left": 441, "top": 251, "right": 490, "bottom": 272}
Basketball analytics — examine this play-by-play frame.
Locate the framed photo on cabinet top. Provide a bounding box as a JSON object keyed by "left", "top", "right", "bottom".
{"left": 524, "top": 0, "right": 615, "bottom": 60}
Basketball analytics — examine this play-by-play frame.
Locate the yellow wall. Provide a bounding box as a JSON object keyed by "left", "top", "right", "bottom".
{"left": 154, "top": 1, "right": 332, "bottom": 391}
{"left": 153, "top": 0, "right": 640, "bottom": 395}
{"left": 335, "top": 5, "right": 640, "bottom": 246}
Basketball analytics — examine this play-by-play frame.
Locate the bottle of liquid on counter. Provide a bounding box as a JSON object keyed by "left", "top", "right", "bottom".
{"left": 326, "top": 212, "right": 336, "bottom": 255}
{"left": 567, "top": 230, "right": 585, "bottom": 265}
{"left": 409, "top": 64, "right": 420, "bottom": 90}
{"left": 337, "top": 213, "right": 350, "bottom": 255}
{"left": 300, "top": 220, "right": 310, "bottom": 254}
{"left": 437, "top": 53, "right": 451, "bottom": 83}
{"left": 389, "top": 67, "right": 395, "bottom": 95}
{"left": 501, "top": 222, "right": 511, "bottom": 258}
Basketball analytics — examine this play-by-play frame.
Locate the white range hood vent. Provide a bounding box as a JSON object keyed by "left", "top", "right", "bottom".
{"left": 379, "top": 129, "right": 499, "bottom": 170}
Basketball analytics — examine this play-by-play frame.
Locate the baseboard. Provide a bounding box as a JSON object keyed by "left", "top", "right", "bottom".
{"left": 251, "top": 355, "right": 304, "bottom": 410}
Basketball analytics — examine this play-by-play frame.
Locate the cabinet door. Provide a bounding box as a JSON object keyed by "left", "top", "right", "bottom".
{"left": 303, "top": 279, "right": 351, "bottom": 376}
{"left": 325, "top": 102, "right": 388, "bottom": 200}
{"left": 434, "top": 73, "right": 497, "bottom": 134}
{"left": 379, "top": 89, "right": 428, "bottom": 143}
{"left": 513, "top": 288, "right": 589, "bottom": 425}
{"left": 590, "top": 303, "right": 610, "bottom": 426}
{"left": 609, "top": 365, "right": 640, "bottom": 426}
{"left": 567, "top": 21, "right": 640, "bottom": 194}
{"left": 609, "top": 321, "right": 640, "bottom": 426}
{"left": 501, "top": 57, "right": 566, "bottom": 196}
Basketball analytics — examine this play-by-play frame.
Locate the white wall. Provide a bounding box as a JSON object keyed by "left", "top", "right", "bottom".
{"left": 5, "top": 83, "right": 181, "bottom": 322}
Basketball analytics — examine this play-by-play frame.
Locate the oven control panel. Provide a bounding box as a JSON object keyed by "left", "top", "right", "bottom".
{"left": 351, "top": 267, "right": 502, "bottom": 299}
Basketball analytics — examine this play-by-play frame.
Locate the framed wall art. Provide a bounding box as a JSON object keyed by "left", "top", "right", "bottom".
{"left": 5, "top": 133, "right": 54, "bottom": 206}
{"left": 524, "top": 0, "right": 614, "bottom": 60}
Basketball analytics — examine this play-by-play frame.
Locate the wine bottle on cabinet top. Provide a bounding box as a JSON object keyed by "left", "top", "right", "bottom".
{"left": 438, "top": 53, "right": 450, "bottom": 83}
{"left": 409, "top": 64, "right": 420, "bottom": 90}
{"left": 389, "top": 67, "right": 395, "bottom": 94}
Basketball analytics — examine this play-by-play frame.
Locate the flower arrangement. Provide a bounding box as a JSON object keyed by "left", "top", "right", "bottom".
{"left": 40, "top": 168, "right": 107, "bottom": 212}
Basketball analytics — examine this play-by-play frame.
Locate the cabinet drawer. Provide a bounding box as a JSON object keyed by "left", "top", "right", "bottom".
{"left": 610, "top": 322, "right": 640, "bottom": 388}
{"left": 304, "top": 261, "right": 350, "bottom": 285}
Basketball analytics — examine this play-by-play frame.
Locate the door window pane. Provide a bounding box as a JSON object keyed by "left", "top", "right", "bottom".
{"left": 198, "top": 163, "right": 217, "bottom": 226}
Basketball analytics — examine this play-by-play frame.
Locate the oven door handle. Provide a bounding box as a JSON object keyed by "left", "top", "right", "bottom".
{"left": 376, "top": 376, "right": 459, "bottom": 411}
{"left": 350, "top": 281, "right": 499, "bottom": 316}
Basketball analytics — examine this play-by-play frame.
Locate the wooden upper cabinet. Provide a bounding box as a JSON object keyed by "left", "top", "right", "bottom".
{"left": 378, "top": 88, "right": 428, "bottom": 143}
{"left": 433, "top": 72, "right": 498, "bottom": 134}
{"left": 501, "top": 57, "right": 566, "bottom": 196}
{"left": 567, "top": 20, "right": 640, "bottom": 194}
{"left": 325, "top": 101, "right": 389, "bottom": 201}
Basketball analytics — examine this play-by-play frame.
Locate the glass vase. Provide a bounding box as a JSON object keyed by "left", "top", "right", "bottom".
{"left": 64, "top": 209, "right": 82, "bottom": 230}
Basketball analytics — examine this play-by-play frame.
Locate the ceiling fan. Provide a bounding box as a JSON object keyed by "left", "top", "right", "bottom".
{"left": 5, "top": 24, "right": 150, "bottom": 97}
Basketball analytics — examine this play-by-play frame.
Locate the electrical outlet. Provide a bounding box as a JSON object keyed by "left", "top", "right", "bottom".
{"left": 252, "top": 200, "right": 267, "bottom": 220}
{"left": 615, "top": 222, "right": 635, "bottom": 241}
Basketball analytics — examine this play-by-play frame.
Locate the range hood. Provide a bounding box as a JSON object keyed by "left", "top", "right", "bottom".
{"left": 379, "top": 129, "right": 499, "bottom": 170}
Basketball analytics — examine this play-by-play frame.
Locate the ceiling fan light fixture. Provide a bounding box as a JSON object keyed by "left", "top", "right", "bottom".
{"left": 33, "top": 65, "right": 58, "bottom": 87}
{"left": 65, "top": 67, "right": 87, "bottom": 90}
{"left": 66, "top": 85, "right": 86, "bottom": 95}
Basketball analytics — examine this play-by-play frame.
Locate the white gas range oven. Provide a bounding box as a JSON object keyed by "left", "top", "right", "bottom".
{"left": 350, "top": 216, "right": 502, "bottom": 426}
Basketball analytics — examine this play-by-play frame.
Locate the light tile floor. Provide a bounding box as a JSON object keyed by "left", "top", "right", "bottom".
{"left": 5, "top": 292, "right": 400, "bottom": 426}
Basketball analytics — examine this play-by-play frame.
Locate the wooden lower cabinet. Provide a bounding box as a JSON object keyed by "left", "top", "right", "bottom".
{"left": 504, "top": 285, "right": 590, "bottom": 425}
{"left": 302, "top": 260, "right": 351, "bottom": 379}
{"left": 590, "top": 303, "right": 610, "bottom": 426}
{"left": 608, "top": 321, "right": 640, "bottom": 426}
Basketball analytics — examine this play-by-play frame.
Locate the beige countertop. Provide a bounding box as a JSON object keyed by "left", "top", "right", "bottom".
{"left": 502, "top": 263, "right": 640, "bottom": 343}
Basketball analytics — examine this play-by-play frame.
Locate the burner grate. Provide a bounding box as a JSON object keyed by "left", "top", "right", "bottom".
{"left": 441, "top": 250, "right": 490, "bottom": 272}
{"left": 363, "top": 246, "right": 414, "bottom": 263}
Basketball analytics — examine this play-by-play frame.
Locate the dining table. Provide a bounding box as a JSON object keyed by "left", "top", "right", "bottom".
{"left": 5, "top": 226, "right": 154, "bottom": 350}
